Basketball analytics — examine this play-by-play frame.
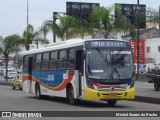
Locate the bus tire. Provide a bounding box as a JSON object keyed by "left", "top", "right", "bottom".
{"left": 154, "top": 83, "right": 160, "bottom": 91}
{"left": 107, "top": 100, "right": 117, "bottom": 106}
{"left": 35, "top": 83, "right": 42, "bottom": 99}
{"left": 67, "top": 86, "right": 76, "bottom": 105}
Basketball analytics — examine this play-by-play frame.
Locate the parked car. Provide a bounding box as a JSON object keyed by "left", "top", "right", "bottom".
{"left": 0, "top": 66, "right": 12, "bottom": 75}
{"left": 11, "top": 74, "right": 22, "bottom": 90}
{"left": 3, "top": 68, "right": 17, "bottom": 78}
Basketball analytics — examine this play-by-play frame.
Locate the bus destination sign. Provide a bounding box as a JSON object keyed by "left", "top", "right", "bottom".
{"left": 85, "top": 41, "right": 127, "bottom": 48}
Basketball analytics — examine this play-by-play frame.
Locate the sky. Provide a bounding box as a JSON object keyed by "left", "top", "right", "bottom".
{"left": 0, "top": 0, "right": 160, "bottom": 43}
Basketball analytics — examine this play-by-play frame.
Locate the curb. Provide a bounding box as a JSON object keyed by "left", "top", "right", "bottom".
{"left": 134, "top": 96, "right": 160, "bottom": 104}
{"left": 0, "top": 82, "right": 10, "bottom": 86}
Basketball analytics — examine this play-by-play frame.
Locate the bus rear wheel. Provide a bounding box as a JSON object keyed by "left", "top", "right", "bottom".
{"left": 35, "top": 83, "right": 42, "bottom": 99}
{"left": 67, "top": 86, "right": 76, "bottom": 105}
{"left": 107, "top": 100, "right": 117, "bottom": 106}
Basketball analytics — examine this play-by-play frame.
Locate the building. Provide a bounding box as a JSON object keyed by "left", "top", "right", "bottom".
{"left": 123, "top": 27, "right": 160, "bottom": 71}
{"left": 131, "top": 39, "right": 145, "bottom": 64}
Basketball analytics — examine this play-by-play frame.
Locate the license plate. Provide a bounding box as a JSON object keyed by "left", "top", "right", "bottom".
{"left": 108, "top": 93, "right": 117, "bottom": 96}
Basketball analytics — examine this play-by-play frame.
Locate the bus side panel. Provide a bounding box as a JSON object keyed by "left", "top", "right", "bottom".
{"left": 40, "top": 70, "right": 56, "bottom": 96}
{"left": 22, "top": 72, "right": 31, "bottom": 93}
{"left": 31, "top": 71, "right": 41, "bottom": 92}
{"left": 31, "top": 80, "right": 36, "bottom": 94}
{"left": 54, "top": 70, "right": 77, "bottom": 98}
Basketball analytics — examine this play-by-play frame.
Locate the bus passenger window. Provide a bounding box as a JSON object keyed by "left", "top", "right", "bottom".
{"left": 49, "top": 51, "right": 57, "bottom": 70}
{"left": 67, "top": 49, "right": 75, "bottom": 69}
{"left": 42, "top": 52, "right": 49, "bottom": 70}
{"left": 58, "top": 50, "right": 67, "bottom": 69}
{"left": 35, "top": 53, "right": 41, "bottom": 70}
{"left": 23, "top": 55, "right": 29, "bottom": 71}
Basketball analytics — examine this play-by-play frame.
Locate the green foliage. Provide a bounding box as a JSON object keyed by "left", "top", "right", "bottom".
{"left": 146, "top": 7, "right": 160, "bottom": 23}
{"left": 0, "top": 34, "right": 21, "bottom": 54}
{"left": 22, "top": 24, "right": 49, "bottom": 50}
{"left": 0, "top": 34, "right": 21, "bottom": 81}
{"left": 43, "top": 14, "right": 81, "bottom": 40}
{"left": 90, "top": 5, "right": 133, "bottom": 38}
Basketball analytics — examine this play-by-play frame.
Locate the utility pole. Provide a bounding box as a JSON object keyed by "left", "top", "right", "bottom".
{"left": 136, "top": 0, "right": 140, "bottom": 80}
{"left": 27, "top": 0, "right": 29, "bottom": 27}
{"left": 27, "top": 0, "right": 30, "bottom": 50}
{"left": 159, "top": 6, "right": 160, "bottom": 29}
{"left": 53, "top": 12, "right": 57, "bottom": 43}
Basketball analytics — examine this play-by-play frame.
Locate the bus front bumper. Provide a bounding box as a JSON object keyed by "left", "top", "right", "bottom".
{"left": 84, "top": 87, "right": 135, "bottom": 100}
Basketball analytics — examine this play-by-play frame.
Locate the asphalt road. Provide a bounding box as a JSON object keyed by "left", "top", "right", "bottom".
{"left": 0, "top": 84, "right": 160, "bottom": 120}
{"left": 135, "top": 81, "right": 155, "bottom": 93}
{"left": 0, "top": 85, "right": 160, "bottom": 111}
{"left": 135, "top": 81, "right": 160, "bottom": 101}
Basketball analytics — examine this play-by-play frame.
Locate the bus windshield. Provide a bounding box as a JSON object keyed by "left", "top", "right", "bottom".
{"left": 86, "top": 49, "right": 133, "bottom": 79}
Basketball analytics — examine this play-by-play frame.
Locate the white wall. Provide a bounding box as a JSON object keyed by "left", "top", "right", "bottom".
{"left": 145, "top": 38, "right": 160, "bottom": 66}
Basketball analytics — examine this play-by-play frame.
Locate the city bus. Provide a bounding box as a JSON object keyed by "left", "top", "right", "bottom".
{"left": 22, "top": 39, "right": 135, "bottom": 105}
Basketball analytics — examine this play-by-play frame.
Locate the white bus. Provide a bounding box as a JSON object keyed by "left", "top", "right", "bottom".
{"left": 22, "top": 39, "right": 135, "bottom": 105}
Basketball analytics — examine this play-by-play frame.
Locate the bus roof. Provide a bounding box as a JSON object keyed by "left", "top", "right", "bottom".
{"left": 21, "top": 39, "right": 126, "bottom": 55}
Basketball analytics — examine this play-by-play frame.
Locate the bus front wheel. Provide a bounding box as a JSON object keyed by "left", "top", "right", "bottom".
{"left": 35, "top": 83, "right": 42, "bottom": 99}
{"left": 107, "top": 100, "right": 117, "bottom": 106}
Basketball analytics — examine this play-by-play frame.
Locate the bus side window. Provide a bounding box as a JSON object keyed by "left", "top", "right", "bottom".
{"left": 58, "top": 50, "right": 67, "bottom": 69}
{"left": 23, "top": 55, "right": 29, "bottom": 71}
{"left": 35, "top": 53, "right": 42, "bottom": 70}
{"left": 67, "top": 48, "right": 75, "bottom": 69}
{"left": 49, "top": 51, "right": 57, "bottom": 70}
{"left": 42, "top": 52, "right": 49, "bottom": 70}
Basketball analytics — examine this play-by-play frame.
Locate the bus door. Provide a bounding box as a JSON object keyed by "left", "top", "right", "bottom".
{"left": 28, "top": 57, "right": 33, "bottom": 93}
{"left": 76, "top": 50, "right": 84, "bottom": 97}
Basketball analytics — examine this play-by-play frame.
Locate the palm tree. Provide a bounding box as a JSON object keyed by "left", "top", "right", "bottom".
{"left": 0, "top": 34, "right": 21, "bottom": 81}
{"left": 90, "top": 5, "right": 133, "bottom": 38}
{"left": 42, "top": 13, "right": 78, "bottom": 41}
{"left": 21, "top": 24, "right": 49, "bottom": 51}
{"left": 73, "top": 18, "right": 94, "bottom": 39}
{"left": 146, "top": 7, "right": 160, "bottom": 26}
{"left": 122, "top": 7, "right": 146, "bottom": 41}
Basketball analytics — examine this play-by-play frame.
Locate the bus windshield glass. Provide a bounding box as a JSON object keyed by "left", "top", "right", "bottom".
{"left": 86, "top": 49, "right": 133, "bottom": 79}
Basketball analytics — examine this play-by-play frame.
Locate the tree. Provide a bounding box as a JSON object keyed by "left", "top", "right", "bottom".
{"left": 21, "top": 24, "right": 49, "bottom": 51}
{"left": 42, "top": 13, "right": 78, "bottom": 41}
{"left": 0, "top": 34, "right": 21, "bottom": 81}
{"left": 73, "top": 18, "right": 94, "bottom": 39}
{"left": 146, "top": 7, "right": 160, "bottom": 28}
{"left": 90, "top": 6, "right": 133, "bottom": 38}
{"left": 122, "top": 7, "right": 146, "bottom": 41}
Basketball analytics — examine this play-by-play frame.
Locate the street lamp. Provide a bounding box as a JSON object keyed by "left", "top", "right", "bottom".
{"left": 27, "top": 0, "right": 29, "bottom": 50}
{"left": 53, "top": 12, "right": 57, "bottom": 43}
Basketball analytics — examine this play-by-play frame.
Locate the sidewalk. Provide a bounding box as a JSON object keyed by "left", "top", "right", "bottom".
{"left": 0, "top": 77, "right": 12, "bottom": 86}
{"left": 0, "top": 80, "right": 11, "bottom": 86}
